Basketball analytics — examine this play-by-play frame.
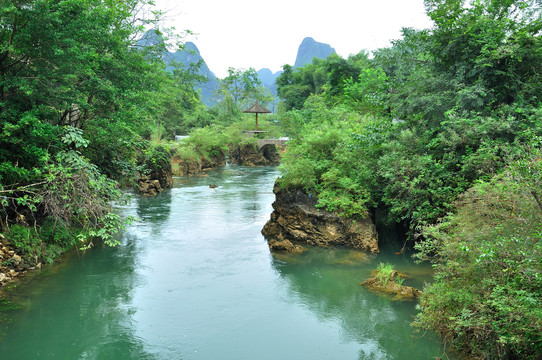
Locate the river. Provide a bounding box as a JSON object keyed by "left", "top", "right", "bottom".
{"left": 0, "top": 165, "right": 452, "bottom": 359}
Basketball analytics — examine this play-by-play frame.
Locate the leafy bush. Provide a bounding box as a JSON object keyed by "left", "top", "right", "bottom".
{"left": 278, "top": 103, "right": 389, "bottom": 219}
{"left": 414, "top": 142, "right": 542, "bottom": 359}
{"left": 173, "top": 145, "right": 200, "bottom": 165}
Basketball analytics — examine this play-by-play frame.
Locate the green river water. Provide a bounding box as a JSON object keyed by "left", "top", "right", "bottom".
{"left": 0, "top": 165, "right": 455, "bottom": 359}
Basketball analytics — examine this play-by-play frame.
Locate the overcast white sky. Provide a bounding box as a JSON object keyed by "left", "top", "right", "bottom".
{"left": 152, "top": 0, "right": 433, "bottom": 78}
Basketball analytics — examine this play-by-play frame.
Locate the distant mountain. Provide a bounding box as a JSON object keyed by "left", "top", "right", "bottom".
{"left": 293, "top": 37, "right": 336, "bottom": 68}
{"left": 139, "top": 31, "right": 337, "bottom": 107}
{"left": 257, "top": 68, "right": 282, "bottom": 96}
{"left": 138, "top": 30, "right": 218, "bottom": 106}
{"left": 164, "top": 42, "right": 219, "bottom": 106}
{"left": 255, "top": 37, "right": 335, "bottom": 95}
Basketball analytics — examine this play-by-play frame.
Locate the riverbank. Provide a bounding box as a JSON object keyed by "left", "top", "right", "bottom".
{"left": 0, "top": 235, "right": 38, "bottom": 287}
{"left": 0, "top": 166, "right": 451, "bottom": 359}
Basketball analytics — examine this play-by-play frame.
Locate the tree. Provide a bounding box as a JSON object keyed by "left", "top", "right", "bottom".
{"left": 157, "top": 60, "right": 208, "bottom": 136}
{"left": 276, "top": 64, "right": 313, "bottom": 112}
{"left": 425, "top": 0, "right": 542, "bottom": 110}
{"left": 218, "top": 67, "right": 272, "bottom": 109}
{"left": 0, "top": 0, "right": 174, "bottom": 255}
{"left": 343, "top": 67, "right": 390, "bottom": 117}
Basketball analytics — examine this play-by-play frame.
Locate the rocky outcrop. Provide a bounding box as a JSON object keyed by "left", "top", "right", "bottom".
{"left": 230, "top": 144, "right": 281, "bottom": 166}
{"left": 173, "top": 160, "right": 201, "bottom": 177}
{"left": 0, "top": 234, "right": 40, "bottom": 287}
{"left": 202, "top": 155, "right": 227, "bottom": 170}
{"left": 138, "top": 178, "right": 162, "bottom": 196}
{"left": 268, "top": 239, "right": 307, "bottom": 254}
{"left": 172, "top": 152, "right": 226, "bottom": 177}
{"left": 148, "top": 164, "right": 173, "bottom": 189}
{"left": 262, "top": 187, "right": 379, "bottom": 252}
{"left": 138, "top": 155, "right": 174, "bottom": 196}
{"left": 361, "top": 270, "right": 422, "bottom": 301}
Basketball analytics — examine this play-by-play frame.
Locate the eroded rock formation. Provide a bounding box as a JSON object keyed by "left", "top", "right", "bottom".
{"left": 262, "top": 187, "right": 379, "bottom": 252}
{"left": 172, "top": 152, "right": 226, "bottom": 177}
{"left": 230, "top": 144, "right": 281, "bottom": 166}
{"left": 138, "top": 179, "right": 162, "bottom": 196}
{"left": 138, "top": 159, "right": 174, "bottom": 196}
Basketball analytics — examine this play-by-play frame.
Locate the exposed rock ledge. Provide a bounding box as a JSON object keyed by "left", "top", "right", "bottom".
{"left": 138, "top": 162, "right": 174, "bottom": 196}
{"left": 262, "top": 187, "right": 379, "bottom": 252}
{"left": 230, "top": 144, "right": 282, "bottom": 166}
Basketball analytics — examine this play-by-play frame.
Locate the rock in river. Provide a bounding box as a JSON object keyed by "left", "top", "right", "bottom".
{"left": 262, "top": 187, "right": 379, "bottom": 252}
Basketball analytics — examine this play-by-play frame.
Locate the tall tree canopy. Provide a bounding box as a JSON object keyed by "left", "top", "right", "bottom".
{"left": 0, "top": 0, "right": 172, "bottom": 245}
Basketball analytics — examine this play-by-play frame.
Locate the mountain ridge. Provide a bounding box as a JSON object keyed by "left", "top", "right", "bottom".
{"left": 140, "top": 31, "right": 335, "bottom": 105}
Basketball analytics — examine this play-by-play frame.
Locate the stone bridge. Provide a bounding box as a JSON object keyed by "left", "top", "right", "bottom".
{"left": 257, "top": 138, "right": 289, "bottom": 151}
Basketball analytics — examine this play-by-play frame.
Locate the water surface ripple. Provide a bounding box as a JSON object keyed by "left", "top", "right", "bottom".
{"left": 0, "top": 165, "right": 450, "bottom": 359}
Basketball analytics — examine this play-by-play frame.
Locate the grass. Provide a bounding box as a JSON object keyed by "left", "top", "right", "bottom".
{"left": 376, "top": 262, "right": 395, "bottom": 286}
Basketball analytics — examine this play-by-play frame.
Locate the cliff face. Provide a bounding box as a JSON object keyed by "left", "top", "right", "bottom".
{"left": 262, "top": 188, "right": 379, "bottom": 252}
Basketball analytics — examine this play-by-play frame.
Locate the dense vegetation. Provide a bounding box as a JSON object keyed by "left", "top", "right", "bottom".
{"left": 1, "top": 0, "right": 165, "bottom": 257}
{"left": 274, "top": 0, "right": 541, "bottom": 358}
{"left": 414, "top": 137, "right": 542, "bottom": 358}
{"left": 0, "top": 0, "right": 273, "bottom": 265}
{"left": 1, "top": 0, "right": 540, "bottom": 358}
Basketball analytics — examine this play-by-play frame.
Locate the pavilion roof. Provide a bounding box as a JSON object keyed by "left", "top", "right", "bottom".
{"left": 243, "top": 102, "right": 271, "bottom": 114}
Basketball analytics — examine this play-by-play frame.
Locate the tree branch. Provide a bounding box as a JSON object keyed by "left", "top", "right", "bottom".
{"left": 0, "top": 180, "right": 48, "bottom": 194}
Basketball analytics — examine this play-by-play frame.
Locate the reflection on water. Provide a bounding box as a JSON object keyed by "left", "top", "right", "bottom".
{"left": 0, "top": 242, "right": 156, "bottom": 359}
{"left": 0, "top": 165, "right": 454, "bottom": 360}
{"left": 270, "top": 247, "right": 442, "bottom": 359}
{"left": 136, "top": 188, "right": 172, "bottom": 232}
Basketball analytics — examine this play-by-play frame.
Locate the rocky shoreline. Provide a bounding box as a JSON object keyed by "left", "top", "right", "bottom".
{"left": 262, "top": 187, "right": 379, "bottom": 253}
{"left": 171, "top": 144, "right": 284, "bottom": 178}
{"left": 0, "top": 234, "right": 41, "bottom": 287}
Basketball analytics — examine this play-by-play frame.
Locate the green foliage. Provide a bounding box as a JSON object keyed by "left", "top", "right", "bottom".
{"left": 218, "top": 67, "right": 273, "bottom": 112}
{"left": 343, "top": 67, "right": 390, "bottom": 116}
{"left": 278, "top": 100, "right": 389, "bottom": 218}
{"left": 155, "top": 60, "right": 208, "bottom": 136}
{"left": 376, "top": 262, "right": 395, "bottom": 286}
{"left": 276, "top": 62, "right": 326, "bottom": 111}
{"left": 185, "top": 126, "right": 229, "bottom": 161}
{"left": 173, "top": 145, "right": 200, "bottom": 165}
{"left": 172, "top": 123, "right": 234, "bottom": 167}
{"left": 272, "top": 1, "right": 542, "bottom": 357}
{"left": 276, "top": 52, "right": 370, "bottom": 112}
{"left": 414, "top": 145, "right": 542, "bottom": 359}
{"left": 0, "top": 0, "right": 174, "bottom": 257}
{"left": 140, "top": 141, "right": 172, "bottom": 174}
{"left": 5, "top": 223, "right": 71, "bottom": 265}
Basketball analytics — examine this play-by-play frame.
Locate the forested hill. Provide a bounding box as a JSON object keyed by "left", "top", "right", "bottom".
{"left": 139, "top": 30, "right": 337, "bottom": 103}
